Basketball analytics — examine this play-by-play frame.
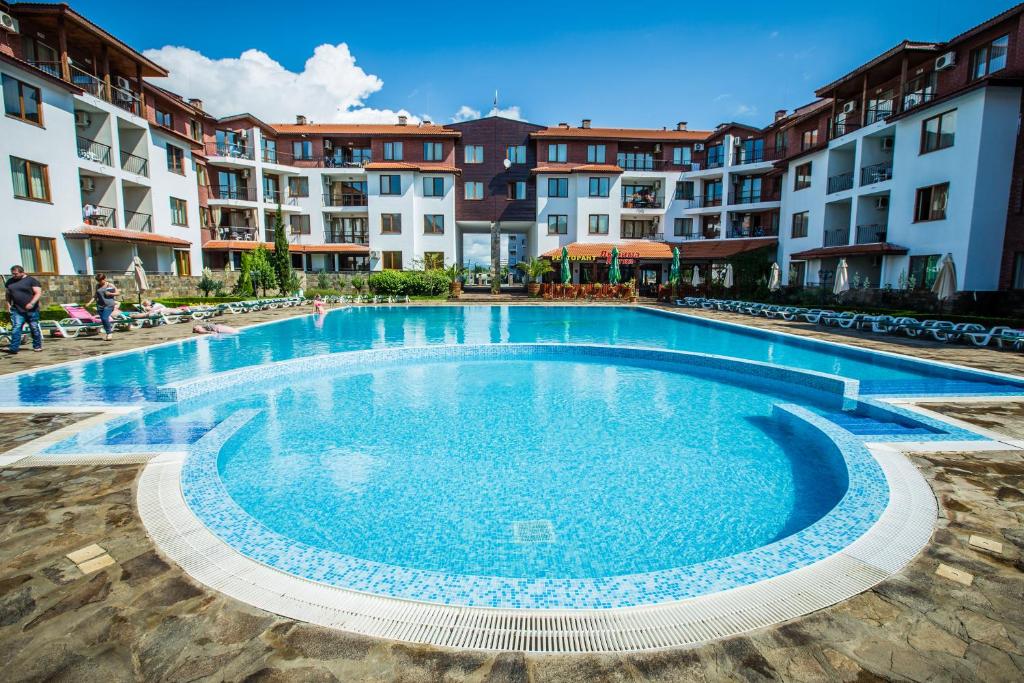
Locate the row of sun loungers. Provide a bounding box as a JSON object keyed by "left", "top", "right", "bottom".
{"left": 317, "top": 295, "right": 411, "bottom": 304}
{"left": 675, "top": 297, "right": 1024, "bottom": 351}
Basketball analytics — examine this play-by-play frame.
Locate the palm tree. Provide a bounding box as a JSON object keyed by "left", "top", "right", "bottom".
{"left": 441, "top": 262, "right": 467, "bottom": 297}
{"left": 516, "top": 258, "right": 554, "bottom": 296}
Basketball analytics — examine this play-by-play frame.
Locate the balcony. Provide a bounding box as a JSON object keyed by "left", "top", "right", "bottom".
{"left": 704, "top": 156, "right": 725, "bottom": 170}
{"left": 67, "top": 65, "right": 142, "bottom": 116}
{"left": 77, "top": 137, "right": 111, "bottom": 166}
{"left": 726, "top": 225, "right": 779, "bottom": 239}
{"left": 325, "top": 230, "right": 369, "bottom": 245}
{"left": 324, "top": 154, "right": 372, "bottom": 169}
{"left": 84, "top": 205, "right": 116, "bottom": 227}
{"left": 323, "top": 193, "right": 369, "bottom": 207}
{"left": 621, "top": 196, "right": 664, "bottom": 210}
{"left": 855, "top": 224, "right": 887, "bottom": 244}
{"left": 261, "top": 147, "right": 294, "bottom": 165}
{"left": 215, "top": 226, "right": 259, "bottom": 241}
{"left": 860, "top": 162, "right": 893, "bottom": 186}
{"left": 823, "top": 227, "right": 850, "bottom": 247}
{"left": 827, "top": 172, "right": 854, "bottom": 194}
{"left": 683, "top": 196, "right": 723, "bottom": 209}
{"left": 27, "top": 60, "right": 62, "bottom": 79}
{"left": 729, "top": 146, "right": 787, "bottom": 166}
{"left": 829, "top": 117, "right": 862, "bottom": 140}
{"left": 263, "top": 188, "right": 299, "bottom": 206}
{"left": 210, "top": 185, "right": 257, "bottom": 202}
{"left": 205, "top": 142, "right": 254, "bottom": 160}
{"left": 730, "top": 191, "right": 781, "bottom": 205}
{"left": 124, "top": 211, "right": 152, "bottom": 232}
{"left": 865, "top": 100, "right": 895, "bottom": 125}
{"left": 120, "top": 150, "right": 149, "bottom": 177}
{"left": 616, "top": 155, "right": 663, "bottom": 172}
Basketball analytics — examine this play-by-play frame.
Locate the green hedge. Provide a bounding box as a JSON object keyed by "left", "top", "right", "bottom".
{"left": 368, "top": 270, "right": 449, "bottom": 296}
{"left": 154, "top": 296, "right": 250, "bottom": 306}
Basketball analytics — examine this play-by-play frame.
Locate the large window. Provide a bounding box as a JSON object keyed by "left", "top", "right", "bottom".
{"left": 424, "top": 214, "right": 444, "bottom": 234}
{"left": 289, "top": 214, "right": 311, "bottom": 235}
{"left": 706, "top": 144, "right": 725, "bottom": 167}
{"left": 170, "top": 197, "right": 188, "bottom": 226}
{"left": 2, "top": 75, "right": 42, "bottom": 124}
{"left": 383, "top": 141, "right": 403, "bottom": 161}
{"left": 794, "top": 162, "right": 812, "bottom": 191}
{"left": 800, "top": 129, "right": 819, "bottom": 151}
{"left": 155, "top": 109, "right": 172, "bottom": 128}
{"left": 381, "top": 213, "right": 402, "bottom": 234}
{"left": 791, "top": 211, "right": 809, "bottom": 238}
{"left": 547, "top": 214, "right": 568, "bottom": 234}
{"left": 464, "top": 145, "right": 483, "bottom": 163}
{"left": 506, "top": 145, "right": 526, "bottom": 164}
{"left": 507, "top": 181, "right": 527, "bottom": 200}
{"left": 10, "top": 157, "right": 49, "bottom": 201}
{"left": 382, "top": 251, "right": 403, "bottom": 269}
{"left": 464, "top": 181, "right": 484, "bottom": 200}
{"left": 18, "top": 235, "right": 57, "bottom": 274}
{"left": 622, "top": 220, "right": 655, "bottom": 239}
{"left": 188, "top": 119, "right": 202, "bottom": 142}
{"left": 588, "top": 214, "right": 609, "bottom": 234}
{"left": 921, "top": 110, "right": 956, "bottom": 153}
{"left": 423, "top": 177, "right": 444, "bottom": 197}
{"left": 166, "top": 144, "right": 185, "bottom": 174}
{"left": 547, "top": 143, "right": 567, "bottom": 163}
{"left": 674, "top": 217, "right": 694, "bottom": 237}
{"left": 292, "top": 140, "right": 313, "bottom": 160}
{"left": 548, "top": 177, "right": 568, "bottom": 197}
{"left": 914, "top": 183, "right": 949, "bottom": 222}
{"left": 288, "top": 176, "right": 309, "bottom": 197}
{"left": 675, "top": 181, "right": 694, "bottom": 200}
{"left": 969, "top": 34, "right": 1009, "bottom": 81}
{"left": 909, "top": 254, "right": 941, "bottom": 289}
{"left": 380, "top": 175, "right": 401, "bottom": 195}
{"left": 1013, "top": 252, "right": 1024, "bottom": 290}
{"left": 423, "top": 142, "right": 444, "bottom": 161}
{"left": 587, "top": 144, "right": 606, "bottom": 163}
{"left": 424, "top": 252, "right": 444, "bottom": 270}
{"left": 588, "top": 177, "right": 609, "bottom": 197}
{"left": 672, "top": 146, "right": 691, "bottom": 166}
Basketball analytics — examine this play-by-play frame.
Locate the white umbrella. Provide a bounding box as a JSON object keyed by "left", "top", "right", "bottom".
{"left": 768, "top": 262, "right": 782, "bottom": 292}
{"left": 931, "top": 253, "right": 957, "bottom": 301}
{"left": 132, "top": 256, "right": 149, "bottom": 297}
{"left": 832, "top": 258, "right": 850, "bottom": 295}
{"left": 723, "top": 263, "right": 735, "bottom": 289}
{"left": 691, "top": 265, "right": 703, "bottom": 287}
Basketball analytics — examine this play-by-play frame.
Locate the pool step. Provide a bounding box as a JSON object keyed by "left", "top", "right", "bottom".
{"left": 816, "top": 410, "right": 939, "bottom": 437}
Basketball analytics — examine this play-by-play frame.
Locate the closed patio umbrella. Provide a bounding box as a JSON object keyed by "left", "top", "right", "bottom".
{"left": 931, "top": 253, "right": 957, "bottom": 302}
{"left": 609, "top": 247, "right": 621, "bottom": 285}
{"left": 691, "top": 265, "right": 703, "bottom": 287}
{"left": 669, "top": 247, "right": 681, "bottom": 284}
{"left": 560, "top": 246, "right": 571, "bottom": 285}
{"left": 768, "top": 262, "right": 782, "bottom": 292}
{"left": 723, "top": 263, "right": 734, "bottom": 289}
{"left": 833, "top": 258, "right": 850, "bottom": 295}
{"left": 132, "top": 255, "right": 149, "bottom": 303}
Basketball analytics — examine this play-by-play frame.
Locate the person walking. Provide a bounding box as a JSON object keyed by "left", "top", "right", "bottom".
{"left": 4, "top": 265, "right": 43, "bottom": 354}
{"left": 94, "top": 273, "right": 118, "bottom": 342}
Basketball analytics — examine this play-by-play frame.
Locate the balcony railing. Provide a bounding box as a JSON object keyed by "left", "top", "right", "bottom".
{"left": 261, "top": 147, "right": 293, "bottom": 164}
{"left": 77, "top": 136, "right": 111, "bottom": 165}
{"left": 325, "top": 230, "right": 370, "bottom": 244}
{"left": 206, "top": 142, "right": 254, "bottom": 160}
{"left": 827, "top": 172, "right": 854, "bottom": 194}
{"left": 124, "top": 211, "right": 152, "bottom": 232}
{"left": 68, "top": 65, "right": 142, "bottom": 116}
{"left": 323, "top": 193, "right": 369, "bottom": 207}
{"left": 621, "top": 196, "right": 664, "bottom": 209}
{"left": 676, "top": 232, "right": 706, "bottom": 241}
{"left": 865, "top": 101, "right": 895, "bottom": 125}
{"left": 823, "top": 227, "right": 851, "bottom": 247}
{"left": 730, "top": 191, "right": 781, "bottom": 205}
{"left": 860, "top": 162, "right": 893, "bottom": 186}
{"left": 681, "top": 196, "right": 724, "bottom": 209}
{"left": 215, "top": 226, "right": 259, "bottom": 241}
{"left": 27, "top": 60, "right": 62, "bottom": 78}
{"left": 704, "top": 156, "right": 726, "bottom": 169}
{"left": 324, "top": 155, "right": 372, "bottom": 169}
{"left": 855, "top": 224, "right": 887, "bottom": 244}
{"left": 726, "top": 225, "right": 779, "bottom": 239}
{"left": 120, "top": 150, "right": 149, "bottom": 177}
{"left": 616, "top": 155, "right": 663, "bottom": 172}
{"left": 210, "top": 185, "right": 257, "bottom": 201}
{"left": 84, "top": 205, "right": 116, "bottom": 227}
{"left": 263, "top": 189, "right": 299, "bottom": 206}
{"left": 830, "top": 117, "right": 862, "bottom": 139}
{"left": 729, "top": 146, "right": 787, "bottom": 166}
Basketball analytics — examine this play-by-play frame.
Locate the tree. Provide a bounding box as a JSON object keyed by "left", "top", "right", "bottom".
{"left": 235, "top": 254, "right": 254, "bottom": 297}
{"left": 197, "top": 267, "right": 222, "bottom": 297}
{"left": 250, "top": 245, "right": 277, "bottom": 297}
{"left": 515, "top": 257, "right": 554, "bottom": 283}
{"left": 270, "top": 207, "right": 291, "bottom": 294}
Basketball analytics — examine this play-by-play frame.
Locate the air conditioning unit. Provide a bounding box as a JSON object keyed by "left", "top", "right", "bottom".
{"left": 80, "top": 177, "right": 95, "bottom": 192}
{"left": 732, "top": 137, "right": 742, "bottom": 146}
{"left": 904, "top": 93, "right": 922, "bottom": 108}
{"left": 369, "top": 250, "right": 380, "bottom": 258}
{"left": 324, "top": 140, "right": 333, "bottom": 150}
{"left": 115, "top": 76, "right": 131, "bottom": 91}
{"left": 0, "top": 11, "right": 19, "bottom": 32}
{"left": 874, "top": 196, "right": 889, "bottom": 210}
{"left": 239, "top": 129, "right": 248, "bottom": 139}
{"left": 842, "top": 101, "right": 857, "bottom": 114}
{"left": 881, "top": 136, "right": 895, "bottom": 151}
{"left": 74, "top": 111, "right": 91, "bottom": 128}
{"left": 653, "top": 143, "right": 662, "bottom": 153}
{"left": 694, "top": 143, "right": 705, "bottom": 152}
{"left": 935, "top": 51, "right": 957, "bottom": 71}
{"left": 240, "top": 169, "right": 250, "bottom": 179}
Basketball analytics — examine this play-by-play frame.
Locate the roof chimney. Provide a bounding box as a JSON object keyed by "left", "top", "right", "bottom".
{"left": 558, "top": 122, "right": 569, "bottom": 128}
{"left": 581, "top": 118, "right": 591, "bottom": 129}
{"left": 774, "top": 109, "right": 787, "bottom": 122}
{"left": 296, "top": 114, "right": 307, "bottom": 125}
{"left": 422, "top": 118, "right": 431, "bottom": 125}
{"left": 676, "top": 121, "right": 687, "bottom": 131}
{"left": 397, "top": 114, "right": 408, "bottom": 126}
{"left": 188, "top": 98, "right": 203, "bottom": 111}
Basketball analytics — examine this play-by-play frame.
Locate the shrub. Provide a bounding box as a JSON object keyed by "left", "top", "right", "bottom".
{"left": 303, "top": 288, "right": 343, "bottom": 298}
{"left": 367, "top": 270, "right": 450, "bottom": 296}
{"left": 367, "top": 270, "right": 407, "bottom": 295}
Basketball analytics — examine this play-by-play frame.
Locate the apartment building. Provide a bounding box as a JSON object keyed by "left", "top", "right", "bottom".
{"left": 1, "top": 0, "right": 1023, "bottom": 295}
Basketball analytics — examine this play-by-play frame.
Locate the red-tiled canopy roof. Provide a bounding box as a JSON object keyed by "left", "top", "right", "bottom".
{"left": 202, "top": 241, "right": 368, "bottom": 254}
{"left": 363, "top": 162, "right": 460, "bottom": 174}
{"left": 790, "top": 242, "right": 908, "bottom": 260}
{"left": 271, "top": 123, "right": 459, "bottom": 137}
{"left": 64, "top": 227, "right": 190, "bottom": 247}
{"left": 679, "top": 238, "right": 778, "bottom": 260}
{"left": 531, "top": 127, "right": 710, "bottom": 141}
{"left": 542, "top": 242, "right": 675, "bottom": 260}
{"left": 531, "top": 163, "right": 623, "bottom": 174}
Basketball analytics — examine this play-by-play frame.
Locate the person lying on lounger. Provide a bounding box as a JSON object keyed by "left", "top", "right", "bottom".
{"left": 192, "top": 322, "right": 238, "bottom": 335}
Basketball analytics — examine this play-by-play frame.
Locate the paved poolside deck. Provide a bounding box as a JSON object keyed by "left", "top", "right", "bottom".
{"left": 0, "top": 302, "right": 1022, "bottom": 681}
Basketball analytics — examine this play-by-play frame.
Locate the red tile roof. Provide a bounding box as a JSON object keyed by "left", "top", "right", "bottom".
{"left": 531, "top": 163, "right": 624, "bottom": 174}
{"left": 790, "top": 242, "right": 908, "bottom": 260}
{"left": 542, "top": 242, "right": 675, "bottom": 260}
{"left": 363, "top": 162, "right": 461, "bottom": 174}
{"left": 202, "top": 240, "right": 368, "bottom": 254}
{"left": 531, "top": 127, "right": 711, "bottom": 141}
{"left": 64, "top": 226, "right": 191, "bottom": 247}
{"left": 680, "top": 238, "right": 778, "bottom": 260}
{"left": 271, "top": 123, "right": 459, "bottom": 137}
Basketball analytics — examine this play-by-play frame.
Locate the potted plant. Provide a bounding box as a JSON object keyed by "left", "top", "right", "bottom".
{"left": 516, "top": 258, "right": 554, "bottom": 297}
{"left": 625, "top": 278, "right": 639, "bottom": 302}
{"left": 442, "top": 263, "right": 467, "bottom": 298}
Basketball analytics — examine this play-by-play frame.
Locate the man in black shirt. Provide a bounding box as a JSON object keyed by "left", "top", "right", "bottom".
{"left": 5, "top": 265, "right": 43, "bottom": 354}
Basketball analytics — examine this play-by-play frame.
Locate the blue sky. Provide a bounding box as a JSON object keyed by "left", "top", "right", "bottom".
{"left": 69, "top": 0, "right": 1014, "bottom": 128}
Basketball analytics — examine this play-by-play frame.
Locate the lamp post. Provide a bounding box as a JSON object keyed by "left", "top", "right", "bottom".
{"left": 491, "top": 157, "right": 512, "bottom": 294}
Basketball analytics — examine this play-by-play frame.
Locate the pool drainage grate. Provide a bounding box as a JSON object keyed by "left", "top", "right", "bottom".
{"left": 512, "top": 520, "right": 555, "bottom": 544}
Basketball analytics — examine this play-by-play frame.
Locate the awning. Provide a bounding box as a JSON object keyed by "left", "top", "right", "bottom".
{"left": 790, "top": 242, "right": 908, "bottom": 260}
{"left": 363, "top": 162, "right": 461, "bottom": 174}
{"left": 532, "top": 164, "right": 624, "bottom": 174}
{"left": 542, "top": 242, "right": 674, "bottom": 261}
{"left": 64, "top": 226, "right": 191, "bottom": 247}
{"left": 679, "top": 237, "right": 778, "bottom": 260}
{"left": 202, "top": 240, "right": 369, "bottom": 254}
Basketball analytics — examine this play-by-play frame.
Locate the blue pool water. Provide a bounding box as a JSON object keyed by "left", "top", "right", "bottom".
{"left": 5, "top": 306, "right": 1023, "bottom": 405}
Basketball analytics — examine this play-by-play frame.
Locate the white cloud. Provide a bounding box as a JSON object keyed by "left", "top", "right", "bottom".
{"left": 451, "top": 105, "right": 481, "bottom": 122}
{"left": 143, "top": 44, "right": 418, "bottom": 123}
{"left": 489, "top": 105, "right": 522, "bottom": 120}
{"left": 451, "top": 104, "right": 524, "bottom": 123}
{"left": 463, "top": 235, "right": 490, "bottom": 267}
{"left": 769, "top": 30, "right": 780, "bottom": 39}
{"left": 734, "top": 104, "right": 758, "bottom": 117}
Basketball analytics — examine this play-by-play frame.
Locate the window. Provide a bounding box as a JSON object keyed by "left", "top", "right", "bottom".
{"left": 166, "top": 144, "right": 185, "bottom": 174}
{"left": 703, "top": 180, "right": 723, "bottom": 203}
{"left": 506, "top": 145, "right": 526, "bottom": 164}
{"left": 2, "top": 75, "right": 42, "bottom": 124}
{"left": 188, "top": 119, "right": 202, "bottom": 142}
{"left": 921, "top": 110, "right": 956, "bottom": 153}
{"left": 380, "top": 175, "right": 401, "bottom": 195}
{"left": 288, "top": 176, "right": 309, "bottom": 197}
{"left": 424, "top": 214, "right": 444, "bottom": 234}
{"left": 155, "top": 109, "right": 172, "bottom": 128}
{"left": 423, "top": 177, "right": 444, "bottom": 197}
{"left": 970, "top": 34, "right": 1009, "bottom": 81}
{"left": 800, "top": 129, "right": 819, "bottom": 151}
{"left": 18, "top": 235, "right": 57, "bottom": 274}
{"left": 10, "top": 157, "right": 49, "bottom": 201}
{"left": 464, "top": 145, "right": 484, "bottom": 163}
{"left": 547, "top": 214, "right": 568, "bottom": 234}
{"left": 261, "top": 139, "right": 277, "bottom": 163}
{"left": 547, "top": 143, "right": 567, "bottom": 162}
{"left": 672, "top": 146, "right": 692, "bottom": 166}
{"left": 791, "top": 211, "right": 809, "bottom": 238}
{"left": 622, "top": 220, "right": 655, "bottom": 239}
{"left": 706, "top": 144, "right": 725, "bottom": 167}
{"left": 794, "top": 162, "right": 812, "bottom": 191}
{"left": 774, "top": 132, "right": 786, "bottom": 154}
{"left": 1013, "top": 253, "right": 1024, "bottom": 289}
{"left": 170, "top": 197, "right": 188, "bottom": 226}
{"left": 675, "top": 181, "right": 694, "bottom": 200}
{"left": 175, "top": 250, "right": 191, "bottom": 276}
{"left": 674, "top": 217, "right": 694, "bottom": 237}
{"left": 914, "top": 183, "right": 949, "bottom": 222}
{"left": 588, "top": 177, "right": 609, "bottom": 197}
{"left": 382, "top": 251, "right": 403, "bottom": 270}
{"left": 909, "top": 254, "right": 941, "bottom": 289}
{"left": 292, "top": 140, "right": 313, "bottom": 160}
{"left": 464, "top": 181, "right": 483, "bottom": 200}
{"left": 381, "top": 213, "right": 402, "bottom": 234}
{"left": 548, "top": 177, "right": 568, "bottom": 197}
{"left": 587, "top": 214, "right": 609, "bottom": 234}
{"left": 383, "top": 141, "right": 403, "bottom": 161}
{"left": 424, "top": 252, "right": 444, "bottom": 270}
{"left": 587, "top": 144, "right": 606, "bottom": 163}
{"left": 507, "top": 181, "right": 527, "bottom": 200}
{"left": 423, "top": 142, "right": 444, "bottom": 161}
{"left": 289, "top": 214, "right": 311, "bottom": 235}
